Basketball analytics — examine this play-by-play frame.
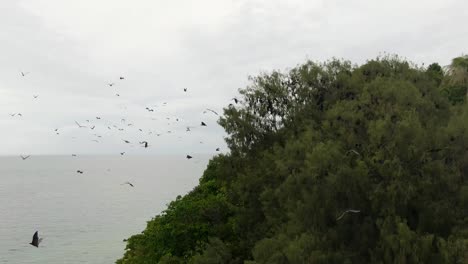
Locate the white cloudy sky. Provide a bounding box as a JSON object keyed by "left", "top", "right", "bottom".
{"left": 0, "top": 0, "right": 467, "bottom": 155}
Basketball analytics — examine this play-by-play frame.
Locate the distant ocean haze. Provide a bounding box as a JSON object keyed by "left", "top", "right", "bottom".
{"left": 0, "top": 155, "right": 210, "bottom": 264}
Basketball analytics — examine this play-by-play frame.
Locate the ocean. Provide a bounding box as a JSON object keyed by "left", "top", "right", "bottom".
{"left": 0, "top": 155, "right": 210, "bottom": 263}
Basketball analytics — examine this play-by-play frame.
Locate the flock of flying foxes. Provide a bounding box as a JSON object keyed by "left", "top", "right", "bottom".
{"left": 14, "top": 71, "right": 241, "bottom": 248}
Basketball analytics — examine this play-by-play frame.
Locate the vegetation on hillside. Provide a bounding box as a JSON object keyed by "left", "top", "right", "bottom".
{"left": 117, "top": 55, "right": 468, "bottom": 264}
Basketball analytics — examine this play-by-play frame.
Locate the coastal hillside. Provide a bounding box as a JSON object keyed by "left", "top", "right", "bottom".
{"left": 117, "top": 56, "right": 468, "bottom": 264}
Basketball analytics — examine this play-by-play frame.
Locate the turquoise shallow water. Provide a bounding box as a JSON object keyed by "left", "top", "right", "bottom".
{"left": 0, "top": 155, "right": 209, "bottom": 264}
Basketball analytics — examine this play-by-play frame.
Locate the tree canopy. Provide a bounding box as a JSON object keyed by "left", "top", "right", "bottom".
{"left": 117, "top": 55, "right": 468, "bottom": 264}
{"left": 442, "top": 55, "right": 468, "bottom": 104}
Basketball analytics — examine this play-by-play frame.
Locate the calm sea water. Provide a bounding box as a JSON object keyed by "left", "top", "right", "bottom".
{"left": 0, "top": 155, "right": 210, "bottom": 264}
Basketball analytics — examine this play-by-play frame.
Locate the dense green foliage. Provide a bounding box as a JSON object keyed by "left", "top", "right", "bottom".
{"left": 442, "top": 55, "right": 468, "bottom": 104}
{"left": 117, "top": 56, "right": 468, "bottom": 264}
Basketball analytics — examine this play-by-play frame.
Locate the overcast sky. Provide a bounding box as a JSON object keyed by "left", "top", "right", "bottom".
{"left": 0, "top": 0, "right": 467, "bottom": 155}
